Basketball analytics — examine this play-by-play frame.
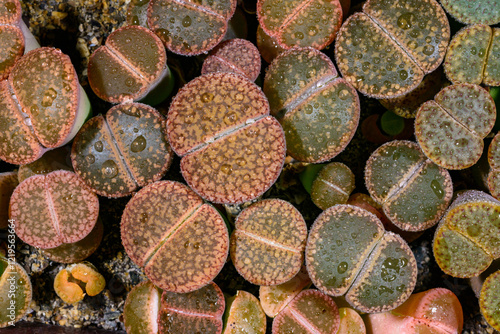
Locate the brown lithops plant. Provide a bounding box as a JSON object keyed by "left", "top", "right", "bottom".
{"left": 167, "top": 72, "right": 286, "bottom": 204}
{"left": 202, "top": 38, "right": 261, "bottom": 82}
{"left": 0, "top": 47, "right": 91, "bottom": 165}
{"left": 9, "top": 170, "right": 99, "bottom": 249}
{"left": 17, "top": 146, "right": 73, "bottom": 183}
{"left": 53, "top": 262, "right": 106, "bottom": 304}
{"left": 88, "top": 25, "right": 171, "bottom": 105}
{"left": 488, "top": 132, "right": 500, "bottom": 199}
{"left": 121, "top": 180, "right": 229, "bottom": 293}
{"left": 224, "top": 290, "right": 267, "bottom": 334}
{"left": 256, "top": 24, "right": 286, "bottom": 64}
{"left": 0, "top": 171, "right": 18, "bottom": 228}
{"left": 0, "top": 0, "right": 24, "bottom": 80}
{"left": 230, "top": 198, "right": 307, "bottom": 286}
{"left": 72, "top": 102, "right": 173, "bottom": 198}
{"left": 272, "top": 289, "right": 341, "bottom": 334}
{"left": 148, "top": 0, "right": 237, "bottom": 56}
{"left": 311, "top": 162, "right": 356, "bottom": 210}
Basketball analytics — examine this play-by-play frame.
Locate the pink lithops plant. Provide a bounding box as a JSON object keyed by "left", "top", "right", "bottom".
{"left": 167, "top": 72, "right": 286, "bottom": 204}
{"left": 306, "top": 205, "right": 417, "bottom": 313}
{"left": 257, "top": 0, "right": 343, "bottom": 50}
{"left": 263, "top": 47, "right": 360, "bottom": 163}
{"left": 121, "top": 180, "right": 229, "bottom": 293}
{"left": 223, "top": 290, "right": 266, "bottom": 334}
{"left": 364, "top": 288, "right": 463, "bottom": 333}
{"left": 439, "top": 0, "right": 500, "bottom": 25}
{"left": 335, "top": 0, "right": 449, "bottom": 98}
{"left": 444, "top": 24, "right": 500, "bottom": 86}
{"left": 9, "top": 170, "right": 99, "bottom": 249}
{"left": 230, "top": 198, "right": 307, "bottom": 286}
{"left": 311, "top": 162, "right": 355, "bottom": 210}
{"left": 0, "top": 47, "right": 91, "bottom": 165}
{"left": 201, "top": 38, "right": 261, "bottom": 82}
{"left": 147, "top": 0, "right": 237, "bottom": 56}
{"left": 365, "top": 140, "right": 453, "bottom": 232}
{"left": 0, "top": 171, "right": 18, "bottom": 228}
{"left": 488, "top": 132, "right": 500, "bottom": 200}
{"left": 72, "top": 102, "right": 173, "bottom": 198}
{"left": 88, "top": 25, "right": 173, "bottom": 105}
{"left": 53, "top": 262, "right": 106, "bottom": 304}
{"left": 159, "top": 282, "right": 225, "bottom": 334}
{"left": 0, "top": 0, "right": 23, "bottom": 80}
{"left": 415, "top": 83, "right": 496, "bottom": 170}
{"left": 272, "top": 289, "right": 340, "bottom": 334}
{"left": 433, "top": 190, "right": 500, "bottom": 278}
{"left": 480, "top": 270, "right": 500, "bottom": 331}
{"left": 259, "top": 266, "right": 312, "bottom": 318}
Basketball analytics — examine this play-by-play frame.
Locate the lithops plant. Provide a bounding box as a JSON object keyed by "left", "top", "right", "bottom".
{"left": 337, "top": 307, "right": 366, "bottom": 334}
{"left": 9, "top": 170, "right": 99, "bottom": 249}
{"left": 488, "top": 132, "right": 500, "bottom": 199}
{"left": 263, "top": 47, "right": 360, "bottom": 163}
{"left": 433, "top": 190, "right": 500, "bottom": 278}
{"left": 17, "top": 146, "right": 73, "bottom": 183}
{"left": 305, "top": 204, "right": 417, "bottom": 313}
{"left": 480, "top": 270, "right": 500, "bottom": 331}
{"left": 311, "top": 162, "right": 355, "bottom": 210}
{"left": 0, "top": 0, "right": 24, "bottom": 80}
{"left": 201, "top": 38, "right": 261, "bottom": 82}
{"left": 223, "top": 290, "right": 266, "bottom": 334}
{"left": 230, "top": 198, "right": 307, "bottom": 286}
{"left": 72, "top": 102, "right": 173, "bottom": 198}
{"left": 121, "top": 180, "right": 229, "bottom": 293}
{"left": 444, "top": 24, "right": 500, "bottom": 86}
{"left": 88, "top": 25, "right": 173, "bottom": 106}
{"left": 0, "top": 47, "right": 91, "bottom": 165}
{"left": 0, "top": 255, "right": 32, "bottom": 327}
{"left": 159, "top": 282, "right": 225, "bottom": 334}
{"left": 126, "top": 0, "right": 149, "bottom": 27}
{"left": 335, "top": 0, "right": 449, "bottom": 98}
{"left": 0, "top": 171, "right": 17, "bottom": 228}
{"left": 167, "top": 72, "right": 286, "bottom": 204}
{"left": 123, "top": 281, "right": 161, "bottom": 334}
{"left": 439, "top": 0, "right": 500, "bottom": 25}
{"left": 364, "top": 288, "right": 463, "bottom": 333}
{"left": 415, "top": 83, "right": 496, "bottom": 170}
{"left": 53, "top": 262, "right": 106, "bottom": 304}
{"left": 365, "top": 140, "right": 453, "bottom": 232}
{"left": 148, "top": 0, "right": 237, "bottom": 56}
{"left": 256, "top": 24, "right": 286, "bottom": 64}
{"left": 259, "top": 266, "right": 312, "bottom": 318}
{"left": 272, "top": 289, "right": 340, "bottom": 334}
{"left": 257, "top": 0, "right": 343, "bottom": 50}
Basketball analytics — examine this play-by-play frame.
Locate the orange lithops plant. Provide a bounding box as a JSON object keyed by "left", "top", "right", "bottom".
{"left": 230, "top": 199, "right": 308, "bottom": 286}
{"left": 121, "top": 180, "right": 229, "bottom": 293}
{"left": 54, "top": 262, "right": 106, "bottom": 304}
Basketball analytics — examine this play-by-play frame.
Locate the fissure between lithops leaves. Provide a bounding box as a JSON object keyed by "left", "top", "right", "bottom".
{"left": 382, "top": 159, "right": 426, "bottom": 205}
{"left": 168, "top": 0, "right": 226, "bottom": 20}
{"left": 235, "top": 229, "right": 302, "bottom": 254}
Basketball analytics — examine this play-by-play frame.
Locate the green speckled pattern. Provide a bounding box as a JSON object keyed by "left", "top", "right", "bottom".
{"left": 311, "top": 162, "right": 355, "bottom": 210}
{"left": 0, "top": 258, "right": 32, "bottom": 327}
{"left": 480, "top": 270, "right": 500, "bottom": 331}
{"left": 225, "top": 291, "right": 267, "bottom": 334}
{"left": 488, "top": 133, "right": 500, "bottom": 199}
{"left": 439, "top": 0, "right": 500, "bottom": 25}
{"left": 484, "top": 28, "right": 500, "bottom": 86}
{"left": 123, "top": 281, "right": 161, "bottom": 334}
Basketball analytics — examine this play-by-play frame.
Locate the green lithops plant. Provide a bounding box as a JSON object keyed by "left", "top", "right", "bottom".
{"left": 480, "top": 270, "right": 500, "bottom": 331}
{"left": 306, "top": 204, "right": 417, "bottom": 313}
{"left": 202, "top": 38, "right": 261, "bottom": 82}
{"left": 123, "top": 281, "right": 161, "bottom": 334}
{"left": 433, "top": 190, "right": 500, "bottom": 278}
{"left": 0, "top": 255, "right": 32, "bottom": 327}
{"left": 364, "top": 288, "right": 463, "bottom": 333}
{"left": 9, "top": 170, "right": 99, "bottom": 249}
{"left": 257, "top": 0, "right": 343, "bottom": 50}
{"left": 311, "top": 162, "right": 355, "bottom": 210}
{"left": 415, "top": 83, "right": 496, "bottom": 170}
{"left": 17, "top": 146, "right": 73, "bottom": 183}
{"left": 230, "top": 198, "right": 307, "bottom": 286}
{"left": 148, "top": 0, "right": 237, "bottom": 55}
{"left": 272, "top": 289, "right": 340, "bottom": 334}
{"left": 159, "top": 282, "right": 225, "bottom": 334}
{"left": 335, "top": 0, "right": 449, "bottom": 98}
{"left": 0, "top": 171, "right": 17, "bottom": 228}
{"left": 121, "top": 180, "right": 229, "bottom": 293}
{"left": 0, "top": 47, "right": 91, "bottom": 165}
{"left": 444, "top": 24, "right": 500, "bottom": 86}
{"left": 365, "top": 140, "right": 453, "bottom": 232}
{"left": 259, "top": 266, "right": 312, "bottom": 318}
{"left": 263, "top": 47, "right": 360, "bottom": 163}
{"left": 72, "top": 102, "right": 173, "bottom": 198}
{"left": 53, "top": 262, "right": 106, "bottom": 304}
{"left": 126, "top": 0, "right": 149, "bottom": 27}
{"left": 488, "top": 132, "right": 500, "bottom": 200}
{"left": 223, "top": 290, "right": 266, "bottom": 334}
{"left": 439, "top": 0, "right": 500, "bottom": 25}
{"left": 88, "top": 25, "right": 173, "bottom": 105}
{"left": 0, "top": 0, "right": 23, "bottom": 80}
{"left": 167, "top": 72, "right": 286, "bottom": 204}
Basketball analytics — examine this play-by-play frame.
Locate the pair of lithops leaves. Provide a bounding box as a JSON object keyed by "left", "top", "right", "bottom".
{"left": 0, "top": 46, "right": 91, "bottom": 165}
{"left": 365, "top": 140, "right": 453, "bottom": 232}
{"left": 335, "top": 0, "right": 450, "bottom": 99}
{"left": 126, "top": 0, "right": 237, "bottom": 56}
{"left": 415, "top": 83, "right": 496, "bottom": 170}
{"left": 71, "top": 102, "right": 173, "bottom": 198}
{"left": 263, "top": 47, "right": 360, "bottom": 163}
{"left": 9, "top": 170, "right": 103, "bottom": 263}
{"left": 53, "top": 262, "right": 105, "bottom": 304}
{"left": 433, "top": 190, "right": 500, "bottom": 279}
